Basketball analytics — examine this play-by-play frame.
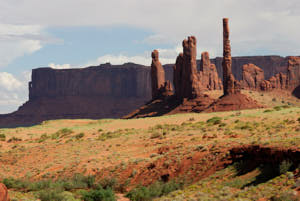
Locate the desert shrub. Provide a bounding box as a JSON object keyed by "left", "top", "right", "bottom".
{"left": 28, "top": 180, "right": 52, "bottom": 191}
{"left": 3, "top": 174, "right": 95, "bottom": 192}
{"left": 274, "top": 106, "right": 282, "bottom": 111}
{"left": 98, "top": 177, "right": 117, "bottom": 190}
{"left": 297, "top": 117, "right": 300, "bottom": 123}
{"left": 206, "top": 117, "right": 222, "bottom": 125}
{"left": 126, "top": 180, "right": 183, "bottom": 201}
{"left": 63, "top": 174, "right": 94, "bottom": 190}
{"left": 59, "top": 128, "right": 74, "bottom": 136}
{"left": 263, "top": 109, "right": 273, "bottom": 113}
{"left": 81, "top": 187, "right": 116, "bottom": 201}
{"left": 126, "top": 186, "right": 151, "bottom": 201}
{"left": 150, "top": 132, "right": 162, "bottom": 139}
{"left": 2, "top": 177, "right": 28, "bottom": 189}
{"left": 0, "top": 134, "right": 5, "bottom": 141}
{"left": 279, "top": 160, "right": 293, "bottom": 175}
{"left": 37, "top": 134, "right": 49, "bottom": 143}
{"left": 75, "top": 133, "right": 85, "bottom": 140}
{"left": 39, "top": 189, "right": 64, "bottom": 201}
{"left": 7, "top": 137, "right": 22, "bottom": 142}
{"left": 97, "top": 129, "right": 136, "bottom": 141}
{"left": 52, "top": 128, "right": 74, "bottom": 139}
{"left": 188, "top": 117, "right": 195, "bottom": 121}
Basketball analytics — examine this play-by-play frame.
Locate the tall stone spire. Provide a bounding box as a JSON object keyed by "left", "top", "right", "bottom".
{"left": 222, "top": 18, "right": 240, "bottom": 95}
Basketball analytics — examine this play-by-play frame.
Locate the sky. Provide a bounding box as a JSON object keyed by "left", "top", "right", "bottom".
{"left": 0, "top": 0, "right": 299, "bottom": 113}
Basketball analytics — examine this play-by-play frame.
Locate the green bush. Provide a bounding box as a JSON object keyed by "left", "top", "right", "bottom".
{"left": 274, "top": 106, "right": 282, "bottom": 111}
{"left": 52, "top": 128, "right": 74, "bottom": 139}
{"left": 75, "top": 133, "right": 85, "bottom": 140}
{"left": 126, "top": 180, "right": 183, "bottom": 201}
{"left": 206, "top": 117, "right": 222, "bottom": 125}
{"left": 98, "top": 177, "right": 117, "bottom": 190}
{"left": 2, "top": 174, "right": 95, "bottom": 191}
{"left": 39, "top": 189, "right": 64, "bottom": 201}
{"left": 81, "top": 187, "right": 116, "bottom": 201}
{"left": 279, "top": 160, "right": 293, "bottom": 175}
{"left": 0, "top": 134, "right": 5, "bottom": 141}
{"left": 3, "top": 177, "right": 28, "bottom": 189}
{"left": 63, "top": 174, "right": 94, "bottom": 190}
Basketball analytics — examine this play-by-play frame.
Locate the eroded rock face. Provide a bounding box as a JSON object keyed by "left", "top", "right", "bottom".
{"left": 287, "top": 56, "right": 300, "bottom": 89}
{"left": 199, "top": 52, "right": 222, "bottom": 90}
{"left": 174, "top": 36, "right": 202, "bottom": 99}
{"left": 0, "top": 183, "right": 10, "bottom": 201}
{"left": 242, "top": 63, "right": 265, "bottom": 89}
{"left": 222, "top": 18, "right": 240, "bottom": 95}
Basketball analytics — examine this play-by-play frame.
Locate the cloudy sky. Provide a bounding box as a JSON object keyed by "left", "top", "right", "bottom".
{"left": 0, "top": 0, "right": 299, "bottom": 113}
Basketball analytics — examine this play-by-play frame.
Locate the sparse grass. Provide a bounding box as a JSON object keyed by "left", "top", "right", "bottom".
{"left": 1, "top": 102, "right": 300, "bottom": 201}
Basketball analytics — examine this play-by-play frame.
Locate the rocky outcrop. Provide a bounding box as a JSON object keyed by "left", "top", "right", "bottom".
{"left": 0, "top": 183, "right": 9, "bottom": 201}
{"left": 242, "top": 63, "right": 265, "bottom": 89}
{"left": 173, "top": 36, "right": 203, "bottom": 99}
{"left": 199, "top": 52, "right": 222, "bottom": 90}
{"left": 151, "top": 50, "right": 173, "bottom": 99}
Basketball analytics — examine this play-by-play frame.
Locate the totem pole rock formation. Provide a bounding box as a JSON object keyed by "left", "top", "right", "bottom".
{"left": 199, "top": 52, "right": 222, "bottom": 90}
{"left": 151, "top": 50, "right": 173, "bottom": 100}
{"left": 242, "top": 63, "right": 265, "bottom": 89}
{"left": 173, "top": 36, "right": 202, "bottom": 99}
{"left": 205, "top": 18, "right": 262, "bottom": 112}
{"left": 222, "top": 18, "right": 241, "bottom": 95}
{"left": 0, "top": 183, "right": 10, "bottom": 201}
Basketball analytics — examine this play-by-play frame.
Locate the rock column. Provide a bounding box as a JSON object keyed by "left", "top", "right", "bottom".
{"left": 222, "top": 18, "right": 240, "bottom": 95}
{"left": 151, "top": 50, "right": 166, "bottom": 99}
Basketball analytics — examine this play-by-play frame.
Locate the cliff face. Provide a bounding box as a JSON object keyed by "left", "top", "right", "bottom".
{"left": 29, "top": 63, "right": 150, "bottom": 100}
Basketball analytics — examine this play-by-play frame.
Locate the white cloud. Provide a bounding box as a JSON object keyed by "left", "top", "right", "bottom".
{"left": 48, "top": 63, "right": 72, "bottom": 69}
{"left": 0, "top": 23, "right": 60, "bottom": 68}
{"left": 0, "top": 71, "right": 29, "bottom": 114}
{"left": 0, "top": 72, "right": 22, "bottom": 91}
{"left": 1, "top": 0, "right": 298, "bottom": 56}
{"left": 0, "top": 0, "right": 299, "bottom": 64}
{"left": 86, "top": 45, "right": 182, "bottom": 66}
{"left": 0, "top": 24, "right": 42, "bottom": 67}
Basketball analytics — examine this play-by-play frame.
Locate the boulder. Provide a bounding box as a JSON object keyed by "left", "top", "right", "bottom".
{"left": 0, "top": 183, "right": 10, "bottom": 201}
